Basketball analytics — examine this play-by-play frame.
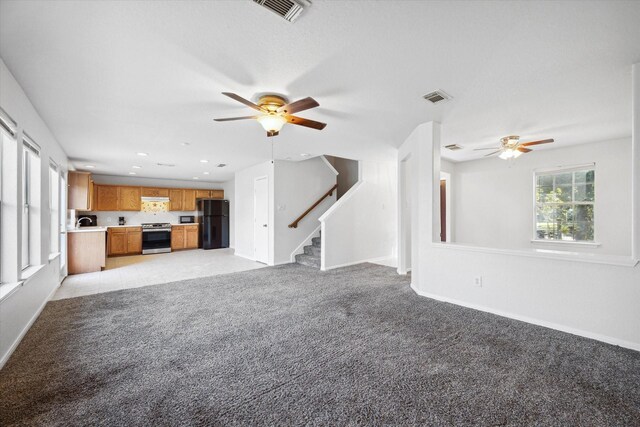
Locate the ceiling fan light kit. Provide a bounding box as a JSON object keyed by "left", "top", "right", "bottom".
{"left": 474, "top": 135, "right": 554, "bottom": 160}
{"left": 214, "top": 92, "right": 326, "bottom": 137}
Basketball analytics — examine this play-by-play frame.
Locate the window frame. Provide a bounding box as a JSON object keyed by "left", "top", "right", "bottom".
{"left": 49, "top": 161, "right": 60, "bottom": 255}
{"left": 532, "top": 163, "right": 597, "bottom": 245}
{"left": 21, "top": 134, "right": 41, "bottom": 271}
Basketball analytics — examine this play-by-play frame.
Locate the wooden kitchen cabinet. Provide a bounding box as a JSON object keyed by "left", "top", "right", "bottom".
{"left": 210, "top": 189, "right": 224, "bottom": 199}
{"left": 182, "top": 189, "right": 196, "bottom": 211}
{"left": 142, "top": 187, "right": 169, "bottom": 197}
{"left": 108, "top": 227, "right": 142, "bottom": 256}
{"left": 169, "top": 189, "right": 183, "bottom": 211}
{"left": 68, "top": 171, "right": 93, "bottom": 210}
{"left": 185, "top": 225, "right": 199, "bottom": 248}
{"left": 118, "top": 186, "right": 141, "bottom": 211}
{"left": 195, "top": 190, "right": 210, "bottom": 199}
{"left": 68, "top": 230, "right": 106, "bottom": 274}
{"left": 171, "top": 225, "right": 199, "bottom": 250}
{"left": 171, "top": 226, "right": 185, "bottom": 250}
{"left": 96, "top": 185, "right": 119, "bottom": 211}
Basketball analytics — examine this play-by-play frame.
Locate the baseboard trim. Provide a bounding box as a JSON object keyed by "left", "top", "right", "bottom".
{"left": 410, "top": 284, "right": 640, "bottom": 352}
{"left": 0, "top": 283, "right": 60, "bottom": 370}
{"left": 322, "top": 256, "right": 392, "bottom": 271}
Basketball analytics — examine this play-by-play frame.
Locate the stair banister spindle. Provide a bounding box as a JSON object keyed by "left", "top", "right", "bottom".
{"left": 288, "top": 184, "right": 338, "bottom": 228}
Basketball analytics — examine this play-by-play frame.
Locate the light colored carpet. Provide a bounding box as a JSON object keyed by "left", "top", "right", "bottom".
{"left": 1, "top": 263, "right": 639, "bottom": 426}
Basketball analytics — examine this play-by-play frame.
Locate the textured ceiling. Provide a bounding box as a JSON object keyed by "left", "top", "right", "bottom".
{"left": 1, "top": 0, "right": 639, "bottom": 181}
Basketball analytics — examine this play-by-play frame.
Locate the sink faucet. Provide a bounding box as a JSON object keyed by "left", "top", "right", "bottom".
{"left": 76, "top": 217, "right": 93, "bottom": 228}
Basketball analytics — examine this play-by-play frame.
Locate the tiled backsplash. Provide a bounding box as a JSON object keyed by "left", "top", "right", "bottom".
{"left": 77, "top": 210, "right": 196, "bottom": 226}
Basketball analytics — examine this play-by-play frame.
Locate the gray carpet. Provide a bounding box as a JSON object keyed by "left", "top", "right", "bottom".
{"left": 1, "top": 263, "right": 639, "bottom": 426}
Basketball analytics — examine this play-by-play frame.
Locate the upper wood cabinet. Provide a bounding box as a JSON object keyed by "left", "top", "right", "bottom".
{"left": 96, "top": 185, "right": 119, "bottom": 211}
{"left": 182, "top": 189, "right": 196, "bottom": 211}
{"left": 68, "top": 171, "right": 93, "bottom": 210}
{"left": 195, "top": 190, "right": 210, "bottom": 199}
{"left": 169, "top": 189, "right": 183, "bottom": 211}
{"left": 118, "top": 186, "right": 141, "bottom": 211}
{"left": 210, "top": 190, "right": 224, "bottom": 199}
{"left": 142, "top": 187, "right": 169, "bottom": 197}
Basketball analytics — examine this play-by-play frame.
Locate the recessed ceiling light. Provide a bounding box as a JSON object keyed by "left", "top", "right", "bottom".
{"left": 137, "top": 152, "right": 148, "bottom": 156}
{"left": 84, "top": 165, "right": 95, "bottom": 169}
{"left": 132, "top": 165, "right": 141, "bottom": 169}
{"left": 200, "top": 159, "right": 209, "bottom": 163}
{"left": 129, "top": 172, "right": 137, "bottom": 175}
{"left": 203, "top": 172, "right": 210, "bottom": 175}
{"left": 300, "top": 153, "right": 310, "bottom": 157}
{"left": 192, "top": 177, "right": 199, "bottom": 180}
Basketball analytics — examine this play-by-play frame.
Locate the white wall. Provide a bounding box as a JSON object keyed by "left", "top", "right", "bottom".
{"left": 325, "top": 155, "right": 358, "bottom": 199}
{"left": 398, "top": 120, "right": 640, "bottom": 351}
{"left": 451, "top": 139, "right": 631, "bottom": 255}
{"left": 321, "top": 160, "right": 397, "bottom": 270}
{"left": 0, "top": 58, "right": 69, "bottom": 367}
{"left": 274, "top": 157, "right": 337, "bottom": 264}
{"left": 234, "top": 161, "right": 274, "bottom": 263}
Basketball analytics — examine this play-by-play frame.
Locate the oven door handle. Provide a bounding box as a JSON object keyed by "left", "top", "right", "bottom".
{"left": 142, "top": 229, "right": 172, "bottom": 233}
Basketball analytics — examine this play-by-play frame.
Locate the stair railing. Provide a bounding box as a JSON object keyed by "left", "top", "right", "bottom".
{"left": 288, "top": 184, "right": 338, "bottom": 228}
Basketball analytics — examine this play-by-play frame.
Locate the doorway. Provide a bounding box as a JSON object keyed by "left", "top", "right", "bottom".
{"left": 439, "top": 171, "right": 451, "bottom": 243}
{"left": 253, "top": 176, "right": 269, "bottom": 264}
{"left": 398, "top": 155, "right": 412, "bottom": 274}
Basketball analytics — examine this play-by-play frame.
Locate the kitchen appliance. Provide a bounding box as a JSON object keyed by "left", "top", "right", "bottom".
{"left": 77, "top": 215, "right": 97, "bottom": 227}
{"left": 141, "top": 223, "right": 171, "bottom": 254}
{"left": 118, "top": 216, "right": 125, "bottom": 226}
{"left": 197, "top": 199, "right": 229, "bottom": 249}
{"left": 179, "top": 215, "right": 195, "bottom": 224}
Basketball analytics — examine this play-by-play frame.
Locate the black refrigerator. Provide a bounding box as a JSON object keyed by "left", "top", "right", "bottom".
{"left": 197, "top": 199, "right": 229, "bottom": 249}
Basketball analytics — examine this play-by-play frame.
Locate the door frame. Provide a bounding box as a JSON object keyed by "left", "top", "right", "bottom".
{"left": 398, "top": 154, "right": 412, "bottom": 275}
{"left": 253, "top": 175, "right": 269, "bottom": 264}
{"left": 439, "top": 171, "right": 452, "bottom": 243}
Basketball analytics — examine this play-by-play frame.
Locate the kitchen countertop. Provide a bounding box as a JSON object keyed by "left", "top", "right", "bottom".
{"left": 82, "top": 223, "right": 199, "bottom": 229}
{"left": 67, "top": 226, "right": 108, "bottom": 233}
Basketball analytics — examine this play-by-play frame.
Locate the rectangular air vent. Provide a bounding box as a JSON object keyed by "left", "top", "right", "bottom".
{"left": 253, "top": 0, "right": 310, "bottom": 22}
{"left": 445, "top": 144, "right": 463, "bottom": 151}
{"left": 423, "top": 90, "right": 452, "bottom": 104}
{"left": 216, "top": 163, "right": 227, "bottom": 168}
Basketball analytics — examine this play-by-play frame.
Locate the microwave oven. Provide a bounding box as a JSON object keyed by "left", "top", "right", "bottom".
{"left": 179, "top": 215, "right": 195, "bottom": 224}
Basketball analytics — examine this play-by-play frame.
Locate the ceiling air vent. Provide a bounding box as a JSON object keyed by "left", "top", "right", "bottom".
{"left": 423, "top": 90, "right": 452, "bottom": 104}
{"left": 216, "top": 163, "right": 227, "bottom": 168}
{"left": 253, "top": 0, "right": 310, "bottom": 22}
{"left": 445, "top": 144, "right": 463, "bottom": 151}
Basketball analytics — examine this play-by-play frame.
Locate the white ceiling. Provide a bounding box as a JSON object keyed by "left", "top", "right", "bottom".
{"left": 1, "top": 1, "right": 639, "bottom": 181}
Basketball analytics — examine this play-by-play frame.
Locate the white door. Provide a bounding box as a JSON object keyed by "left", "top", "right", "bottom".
{"left": 253, "top": 176, "right": 269, "bottom": 264}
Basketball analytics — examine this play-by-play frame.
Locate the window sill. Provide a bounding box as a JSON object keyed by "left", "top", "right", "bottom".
{"left": 21, "top": 264, "right": 45, "bottom": 282}
{"left": 530, "top": 239, "right": 601, "bottom": 248}
{"left": 432, "top": 242, "right": 637, "bottom": 267}
{"left": 0, "top": 281, "right": 24, "bottom": 303}
{"left": 48, "top": 252, "right": 61, "bottom": 262}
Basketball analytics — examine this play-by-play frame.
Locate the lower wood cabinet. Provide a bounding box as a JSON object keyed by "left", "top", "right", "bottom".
{"left": 107, "top": 227, "right": 142, "bottom": 256}
{"left": 171, "top": 225, "right": 199, "bottom": 250}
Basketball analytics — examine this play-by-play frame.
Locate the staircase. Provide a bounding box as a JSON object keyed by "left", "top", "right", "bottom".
{"left": 295, "top": 232, "right": 321, "bottom": 268}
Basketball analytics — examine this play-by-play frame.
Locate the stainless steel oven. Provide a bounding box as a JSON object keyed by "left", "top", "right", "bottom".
{"left": 142, "top": 223, "right": 171, "bottom": 254}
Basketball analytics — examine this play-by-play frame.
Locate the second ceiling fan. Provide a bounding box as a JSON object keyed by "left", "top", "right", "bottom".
{"left": 214, "top": 92, "right": 327, "bottom": 137}
{"left": 474, "top": 135, "right": 554, "bottom": 160}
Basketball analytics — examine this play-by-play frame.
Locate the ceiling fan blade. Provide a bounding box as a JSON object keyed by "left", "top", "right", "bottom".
{"left": 484, "top": 150, "right": 502, "bottom": 157}
{"left": 520, "top": 138, "right": 554, "bottom": 147}
{"left": 285, "top": 115, "right": 327, "bottom": 130}
{"left": 214, "top": 115, "right": 258, "bottom": 122}
{"left": 473, "top": 147, "right": 501, "bottom": 151}
{"left": 517, "top": 146, "right": 532, "bottom": 153}
{"left": 221, "top": 92, "right": 265, "bottom": 112}
{"left": 277, "top": 97, "right": 319, "bottom": 114}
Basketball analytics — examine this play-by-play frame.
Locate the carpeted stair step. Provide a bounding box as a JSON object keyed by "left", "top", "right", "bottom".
{"left": 304, "top": 245, "right": 321, "bottom": 256}
{"left": 295, "top": 253, "right": 321, "bottom": 268}
{"left": 312, "top": 237, "right": 321, "bottom": 247}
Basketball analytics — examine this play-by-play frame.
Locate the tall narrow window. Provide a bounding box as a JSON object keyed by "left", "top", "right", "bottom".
{"left": 22, "top": 135, "right": 41, "bottom": 270}
{"left": 60, "top": 173, "right": 67, "bottom": 269}
{"left": 0, "top": 107, "right": 18, "bottom": 283}
{"left": 534, "top": 165, "right": 595, "bottom": 242}
{"left": 49, "top": 162, "right": 60, "bottom": 254}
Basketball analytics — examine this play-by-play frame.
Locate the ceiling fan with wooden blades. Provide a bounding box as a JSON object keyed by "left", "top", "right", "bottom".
{"left": 474, "top": 135, "right": 554, "bottom": 160}
{"left": 214, "top": 92, "right": 326, "bottom": 137}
